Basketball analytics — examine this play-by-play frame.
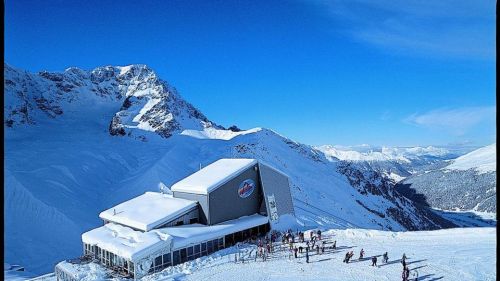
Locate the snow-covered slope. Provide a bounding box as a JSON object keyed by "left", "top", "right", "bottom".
{"left": 10, "top": 228, "right": 495, "bottom": 281}
{"left": 446, "top": 143, "right": 496, "bottom": 174}
{"left": 397, "top": 144, "right": 497, "bottom": 213}
{"left": 4, "top": 64, "right": 453, "bottom": 274}
{"left": 170, "top": 227, "right": 496, "bottom": 281}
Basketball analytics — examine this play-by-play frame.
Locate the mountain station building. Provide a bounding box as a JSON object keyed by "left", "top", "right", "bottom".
{"left": 55, "top": 158, "right": 295, "bottom": 280}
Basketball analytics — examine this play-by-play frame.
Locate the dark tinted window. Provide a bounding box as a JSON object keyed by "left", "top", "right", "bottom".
{"left": 201, "top": 242, "right": 206, "bottom": 251}
{"left": 180, "top": 248, "right": 187, "bottom": 262}
{"left": 194, "top": 244, "right": 200, "bottom": 254}
{"left": 207, "top": 241, "right": 213, "bottom": 253}
{"left": 173, "top": 251, "right": 180, "bottom": 265}
{"left": 187, "top": 246, "right": 193, "bottom": 256}
{"left": 155, "top": 256, "right": 162, "bottom": 266}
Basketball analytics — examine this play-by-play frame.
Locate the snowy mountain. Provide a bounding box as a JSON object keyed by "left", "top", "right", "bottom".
{"left": 445, "top": 143, "right": 496, "bottom": 174}
{"left": 4, "top": 63, "right": 217, "bottom": 138}
{"left": 316, "top": 144, "right": 463, "bottom": 183}
{"left": 396, "top": 144, "right": 496, "bottom": 213}
{"left": 4, "top": 64, "right": 453, "bottom": 274}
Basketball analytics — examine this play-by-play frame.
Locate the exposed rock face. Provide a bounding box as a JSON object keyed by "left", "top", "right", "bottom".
{"left": 337, "top": 161, "right": 456, "bottom": 230}
{"left": 4, "top": 63, "right": 218, "bottom": 138}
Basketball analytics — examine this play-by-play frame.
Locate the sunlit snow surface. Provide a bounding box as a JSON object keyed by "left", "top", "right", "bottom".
{"left": 164, "top": 228, "right": 496, "bottom": 281}
{"left": 8, "top": 228, "right": 494, "bottom": 281}
{"left": 446, "top": 144, "right": 496, "bottom": 174}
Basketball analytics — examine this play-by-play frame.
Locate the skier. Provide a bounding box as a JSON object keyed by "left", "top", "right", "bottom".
{"left": 371, "top": 256, "right": 377, "bottom": 267}
{"left": 332, "top": 240, "right": 337, "bottom": 250}
{"left": 359, "top": 248, "right": 365, "bottom": 260}
{"left": 294, "top": 247, "right": 298, "bottom": 258}
{"left": 343, "top": 252, "right": 350, "bottom": 263}
{"left": 401, "top": 253, "right": 407, "bottom": 268}
{"left": 402, "top": 266, "right": 410, "bottom": 281}
{"left": 321, "top": 241, "right": 325, "bottom": 254}
{"left": 299, "top": 246, "right": 303, "bottom": 253}
{"left": 305, "top": 247, "right": 310, "bottom": 263}
{"left": 383, "top": 252, "right": 389, "bottom": 263}
{"left": 317, "top": 229, "right": 322, "bottom": 241}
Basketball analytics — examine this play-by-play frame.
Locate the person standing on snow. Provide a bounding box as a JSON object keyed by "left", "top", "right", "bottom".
{"left": 402, "top": 266, "right": 410, "bottom": 281}
{"left": 359, "top": 249, "right": 365, "bottom": 260}
{"left": 382, "top": 252, "right": 389, "bottom": 263}
{"left": 343, "top": 252, "right": 349, "bottom": 263}
{"left": 401, "top": 253, "right": 407, "bottom": 268}
{"left": 371, "top": 256, "right": 377, "bottom": 267}
{"left": 294, "top": 247, "right": 298, "bottom": 258}
{"left": 317, "top": 230, "right": 322, "bottom": 241}
{"left": 306, "top": 247, "right": 310, "bottom": 263}
{"left": 332, "top": 240, "right": 337, "bottom": 250}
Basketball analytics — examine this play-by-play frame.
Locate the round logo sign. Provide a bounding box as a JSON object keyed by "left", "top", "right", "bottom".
{"left": 238, "top": 179, "right": 255, "bottom": 198}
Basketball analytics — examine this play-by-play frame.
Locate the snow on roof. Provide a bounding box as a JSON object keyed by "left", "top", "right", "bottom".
{"left": 166, "top": 214, "right": 268, "bottom": 250}
{"left": 82, "top": 214, "right": 268, "bottom": 262}
{"left": 99, "top": 192, "right": 197, "bottom": 232}
{"left": 82, "top": 223, "right": 173, "bottom": 261}
{"left": 170, "top": 159, "right": 258, "bottom": 195}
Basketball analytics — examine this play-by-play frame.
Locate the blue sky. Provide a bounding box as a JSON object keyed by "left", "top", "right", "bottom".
{"left": 5, "top": 0, "right": 496, "bottom": 147}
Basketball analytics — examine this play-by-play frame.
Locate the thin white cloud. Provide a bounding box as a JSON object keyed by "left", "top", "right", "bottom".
{"left": 404, "top": 106, "right": 496, "bottom": 135}
{"left": 311, "top": 0, "right": 496, "bottom": 60}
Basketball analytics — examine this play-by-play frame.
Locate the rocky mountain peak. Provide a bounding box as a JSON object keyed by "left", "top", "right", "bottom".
{"left": 4, "top": 63, "right": 218, "bottom": 138}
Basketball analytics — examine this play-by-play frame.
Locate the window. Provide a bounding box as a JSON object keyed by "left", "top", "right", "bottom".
{"left": 219, "top": 238, "right": 224, "bottom": 248}
{"left": 189, "top": 218, "right": 198, "bottom": 224}
{"left": 207, "top": 241, "right": 213, "bottom": 253}
{"left": 155, "top": 255, "right": 162, "bottom": 267}
{"left": 180, "top": 248, "right": 187, "bottom": 263}
{"left": 187, "top": 246, "right": 193, "bottom": 256}
{"left": 163, "top": 254, "right": 171, "bottom": 265}
{"left": 201, "top": 242, "right": 206, "bottom": 252}
{"left": 173, "top": 251, "right": 180, "bottom": 265}
{"left": 213, "top": 239, "right": 219, "bottom": 251}
{"left": 194, "top": 244, "right": 200, "bottom": 254}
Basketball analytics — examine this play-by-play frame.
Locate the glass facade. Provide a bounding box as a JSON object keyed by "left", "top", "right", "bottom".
{"left": 83, "top": 243, "right": 134, "bottom": 276}
{"left": 82, "top": 222, "right": 269, "bottom": 278}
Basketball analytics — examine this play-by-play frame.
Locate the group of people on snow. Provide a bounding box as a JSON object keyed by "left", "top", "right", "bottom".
{"left": 256, "top": 229, "right": 415, "bottom": 281}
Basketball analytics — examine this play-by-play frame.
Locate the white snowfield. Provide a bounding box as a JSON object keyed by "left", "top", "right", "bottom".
{"left": 147, "top": 227, "right": 496, "bottom": 281}
{"left": 99, "top": 192, "right": 197, "bottom": 232}
{"left": 446, "top": 143, "right": 496, "bottom": 174}
{"left": 27, "top": 227, "right": 496, "bottom": 281}
{"left": 170, "top": 159, "right": 258, "bottom": 195}
{"left": 180, "top": 127, "right": 262, "bottom": 140}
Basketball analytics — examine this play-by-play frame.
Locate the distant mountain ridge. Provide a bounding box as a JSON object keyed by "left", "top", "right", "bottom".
{"left": 396, "top": 144, "right": 496, "bottom": 213}
{"left": 316, "top": 144, "right": 469, "bottom": 183}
